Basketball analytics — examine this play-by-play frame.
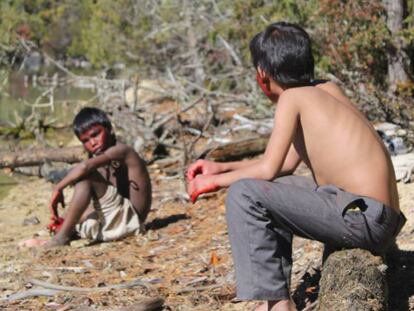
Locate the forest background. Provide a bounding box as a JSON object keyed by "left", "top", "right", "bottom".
{"left": 0, "top": 0, "right": 413, "bottom": 132}
{"left": 0, "top": 1, "right": 414, "bottom": 310}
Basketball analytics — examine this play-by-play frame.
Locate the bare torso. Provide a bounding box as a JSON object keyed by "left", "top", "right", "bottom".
{"left": 291, "top": 82, "right": 399, "bottom": 211}
{"left": 97, "top": 142, "right": 152, "bottom": 220}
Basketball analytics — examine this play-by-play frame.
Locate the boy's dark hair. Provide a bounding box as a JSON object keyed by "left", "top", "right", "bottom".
{"left": 250, "top": 21, "right": 314, "bottom": 88}
{"left": 73, "top": 107, "right": 112, "bottom": 137}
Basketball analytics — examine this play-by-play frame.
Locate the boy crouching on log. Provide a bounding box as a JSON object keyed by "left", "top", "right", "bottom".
{"left": 186, "top": 22, "right": 406, "bottom": 311}
{"left": 23, "top": 107, "right": 151, "bottom": 247}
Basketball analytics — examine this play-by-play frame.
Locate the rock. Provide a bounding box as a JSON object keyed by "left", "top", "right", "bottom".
{"left": 22, "top": 217, "right": 40, "bottom": 226}
{"left": 391, "top": 152, "right": 414, "bottom": 183}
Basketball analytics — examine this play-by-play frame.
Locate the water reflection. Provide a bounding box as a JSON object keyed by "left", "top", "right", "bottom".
{"left": 0, "top": 70, "right": 96, "bottom": 125}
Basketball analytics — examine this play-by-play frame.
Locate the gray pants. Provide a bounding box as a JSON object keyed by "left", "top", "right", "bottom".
{"left": 225, "top": 176, "right": 406, "bottom": 301}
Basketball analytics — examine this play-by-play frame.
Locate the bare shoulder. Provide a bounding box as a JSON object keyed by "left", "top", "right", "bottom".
{"left": 104, "top": 142, "right": 134, "bottom": 160}
{"left": 282, "top": 82, "right": 352, "bottom": 108}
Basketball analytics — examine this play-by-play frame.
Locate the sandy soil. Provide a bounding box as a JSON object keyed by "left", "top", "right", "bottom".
{"left": 0, "top": 170, "right": 413, "bottom": 311}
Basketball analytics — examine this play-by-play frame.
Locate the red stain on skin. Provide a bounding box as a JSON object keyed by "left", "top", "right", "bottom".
{"left": 79, "top": 124, "right": 111, "bottom": 155}
{"left": 47, "top": 217, "right": 64, "bottom": 234}
{"left": 256, "top": 72, "right": 279, "bottom": 102}
{"left": 190, "top": 184, "right": 219, "bottom": 203}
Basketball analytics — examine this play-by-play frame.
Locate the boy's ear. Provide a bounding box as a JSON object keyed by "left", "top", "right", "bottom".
{"left": 257, "top": 66, "right": 267, "bottom": 80}
{"left": 256, "top": 67, "right": 273, "bottom": 98}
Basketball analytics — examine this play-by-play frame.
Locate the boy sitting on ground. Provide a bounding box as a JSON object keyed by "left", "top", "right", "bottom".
{"left": 187, "top": 22, "right": 406, "bottom": 311}
{"left": 23, "top": 107, "right": 151, "bottom": 247}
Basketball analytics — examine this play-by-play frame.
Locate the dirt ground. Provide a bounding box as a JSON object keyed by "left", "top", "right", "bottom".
{"left": 0, "top": 166, "right": 413, "bottom": 311}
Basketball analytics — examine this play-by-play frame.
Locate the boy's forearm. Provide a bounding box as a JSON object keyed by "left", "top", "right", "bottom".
{"left": 214, "top": 160, "right": 275, "bottom": 188}
{"left": 220, "top": 158, "right": 260, "bottom": 172}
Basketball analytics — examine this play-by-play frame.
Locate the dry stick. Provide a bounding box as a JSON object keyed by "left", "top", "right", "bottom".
{"left": 2, "top": 288, "right": 61, "bottom": 301}
{"left": 0, "top": 146, "right": 85, "bottom": 169}
{"left": 151, "top": 95, "right": 204, "bottom": 132}
{"left": 217, "top": 35, "right": 242, "bottom": 66}
{"left": 27, "top": 277, "right": 162, "bottom": 292}
{"left": 176, "top": 283, "right": 230, "bottom": 294}
{"left": 187, "top": 101, "right": 215, "bottom": 158}
{"left": 42, "top": 52, "right": 78, "bottom": 79}
{"left": 198, "top": 135, "right": 270, "bottom": 161}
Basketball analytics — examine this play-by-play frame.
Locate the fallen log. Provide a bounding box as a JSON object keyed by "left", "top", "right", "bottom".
{"left": 318, "top": 248, "right": 388, "bottom": 311}
{"left": 0, "top": 146, "right": 85, "bottom": 168}
{"left": 201, "top": 135, "right": 269, "bottom": 161}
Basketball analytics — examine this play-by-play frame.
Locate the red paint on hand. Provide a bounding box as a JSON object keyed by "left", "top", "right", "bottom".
{"left": 186, "top": 162, "right": 203, "bottom": 181}
{"left": 190, "top": 183, "right": 219, "bottom": 203}
{"left": 47, "top": 217, "right": 64, "bottom": 234}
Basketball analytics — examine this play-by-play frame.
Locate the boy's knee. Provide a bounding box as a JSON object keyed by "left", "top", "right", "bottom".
{"left": 73, "top": 178, "right": 95, "bottom": 196}
{"left": 74, "top": 178, "right": 92, "bottom": 189}
{"left": 226, "top": 179, "right": 258, "bottom": 210}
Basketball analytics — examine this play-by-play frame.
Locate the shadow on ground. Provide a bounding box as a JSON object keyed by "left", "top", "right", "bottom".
{"left": 145, "top": 213, "right": 189, "bottom": 231}
{"left": 387, "top": 249, "right": 414, "bottom": 311}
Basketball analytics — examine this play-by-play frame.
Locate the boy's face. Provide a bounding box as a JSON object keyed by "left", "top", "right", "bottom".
{"left": 79, "top": 124, "right": 111, "bottom": 155}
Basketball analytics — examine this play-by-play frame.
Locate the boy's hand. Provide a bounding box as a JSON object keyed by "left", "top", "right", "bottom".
{"left": 48, "top": 189, "right": 65, "bottom": 220}
{"left": 47, "top": 216, "right": 65, "bottom": 234}
{"left": 187, "top": 175, "right": 220, "bottom": 203}
{"left": 186, "top": 160, "right": 222, "bottom": 181}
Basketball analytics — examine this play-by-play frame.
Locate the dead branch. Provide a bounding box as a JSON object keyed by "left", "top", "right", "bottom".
{"left": 27, "top": 277, "right": 162, "bottom": 292}
{"left": 151, "top": 96, "right": 204, "bottom": 132}
{"left": 0, "top": 146, "right": 85, "bottom": 169}
{"left": 200, "top": 135, "right": 270, "bottom": 161}
{"left": 1, "top": 288, "right": 61, "bottom": 302}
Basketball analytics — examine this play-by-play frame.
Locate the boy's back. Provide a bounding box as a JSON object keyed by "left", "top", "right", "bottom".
{"left": 186, "top": 21, "right": 405, "bottom": 311}
{"left": 284, "top": 81, "right": 399, "bottom": 211}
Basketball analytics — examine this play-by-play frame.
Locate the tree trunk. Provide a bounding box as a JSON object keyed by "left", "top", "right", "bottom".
{"left": 0, "top": 146, "right": 85, "bottom": 169}
{"left": 383, "top": 0, "right": 410, "bottom": 92}
{"left": 318, "top": 249, "right": 388, "bottom": 311}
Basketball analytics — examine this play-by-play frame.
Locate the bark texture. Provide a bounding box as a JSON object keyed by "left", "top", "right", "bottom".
{"left": 318, "top": 249, "right": 388, "bottom": 311}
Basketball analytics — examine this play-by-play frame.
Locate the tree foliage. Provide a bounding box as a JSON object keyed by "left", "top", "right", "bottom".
{"left": 0, "top": 0, "right": 413, "bottom": 122}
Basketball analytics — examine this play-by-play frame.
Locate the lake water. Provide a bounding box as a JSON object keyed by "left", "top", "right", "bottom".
{"left": 0, "top": 70, "right": 96, "bottom": 197}
{"left": 0, "top": 71, "right": 96, "bottom": 125}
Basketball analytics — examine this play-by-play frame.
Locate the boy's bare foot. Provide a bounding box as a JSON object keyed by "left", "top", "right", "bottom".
{"left": 18, "top": 238, "right": 49, "bottom": 248}
{"left": 255, "top": 300, "right": 297, "bottom": 311}
{"left": 43, "top": 235, "right": 71, "bottom": 248}
{"left": 19, "top": 236, "right": 70, "bottom": 248}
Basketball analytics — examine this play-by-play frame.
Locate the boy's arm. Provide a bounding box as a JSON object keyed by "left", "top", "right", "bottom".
{"left": 188, "top": 93, "right": 300, "bottom": 201}
{"left": 187, "top": 144, "right": 300, "bottom": 181}
{"left": 49, "top": 144, "right": 128, "bottom": 215}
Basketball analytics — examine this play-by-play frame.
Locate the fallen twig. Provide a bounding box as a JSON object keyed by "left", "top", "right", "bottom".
{"left": 2, "top": 288, "right": 60, "bottom": 301}
{"left": 27, "top": 277, "right": 162, "bottom": 292}
{"left": 176, "top": 283, "right": 229, "bottom": 294}
{"left": 151, "top": 96, "right": 204, "bottom": 132}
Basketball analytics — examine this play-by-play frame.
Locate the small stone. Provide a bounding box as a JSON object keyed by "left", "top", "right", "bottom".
{"left": 22, "top": 216, "right": 40, "bottom": 226}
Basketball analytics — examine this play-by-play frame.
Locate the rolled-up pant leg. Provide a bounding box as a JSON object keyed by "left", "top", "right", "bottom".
{"left": 225, "top": 176, "right": 345, "bottom": 300}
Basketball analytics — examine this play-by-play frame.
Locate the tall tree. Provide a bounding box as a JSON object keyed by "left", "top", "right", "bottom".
{"left": 382, "top": 0, "right": 411, "bottom": 92}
